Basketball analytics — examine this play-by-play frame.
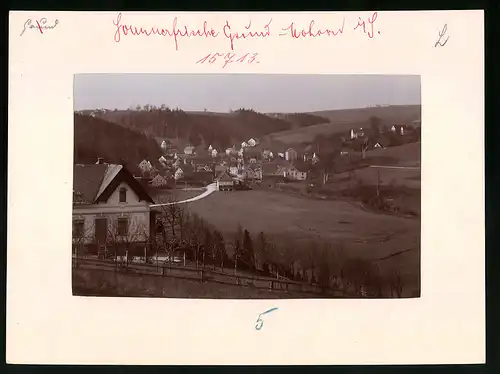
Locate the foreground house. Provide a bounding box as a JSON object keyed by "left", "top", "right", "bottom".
{"left": 73, "top": 161, "right": 155, "bottom": 256}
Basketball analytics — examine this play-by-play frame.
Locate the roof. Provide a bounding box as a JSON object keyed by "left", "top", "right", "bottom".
{"left": 181, "top": 171, "right": 214, "bottom": 182}
{"left": 304, "top": 144, "right": 314, "bottom": 152}
{"left": 247, "top": 163, "right": 262, "bottom": 171}
{"left": 216, "top": 171, "right": 234, "bottom": 182}
{"left": 73, "top": 164, "right": 154, "bottom": 205}
{"left": 291, "top": 160, "right": 310, "bottom": 173}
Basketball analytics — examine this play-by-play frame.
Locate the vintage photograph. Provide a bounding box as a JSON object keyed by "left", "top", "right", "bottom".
{"left": 72, "top": 74, "right": 421, "bottom": 299}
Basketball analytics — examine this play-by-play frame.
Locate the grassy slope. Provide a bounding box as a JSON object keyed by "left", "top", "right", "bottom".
{"left": 185, "top": 191, "right": 419, "bottom": 256}
{"left": 265, "top": 105, "right": 421, "bottom": 145}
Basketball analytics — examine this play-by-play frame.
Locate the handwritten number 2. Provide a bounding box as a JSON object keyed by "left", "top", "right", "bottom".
{"left": 435, "top": 24, "right": 449, "bottom": 47}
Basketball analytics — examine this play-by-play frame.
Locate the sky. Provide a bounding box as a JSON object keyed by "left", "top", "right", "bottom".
{"left": 74, "top": 74, "right": 421, "bottom": 113}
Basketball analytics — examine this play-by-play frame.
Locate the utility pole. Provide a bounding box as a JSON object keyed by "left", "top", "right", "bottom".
{"left": 377, "top": 171, "right": 380, "bottom": 197}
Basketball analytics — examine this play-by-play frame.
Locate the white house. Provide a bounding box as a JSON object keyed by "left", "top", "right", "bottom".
{"left": 247, "top": 138, "right": 258, "bottom": 147}
{"left": 285, "top": 148, "right": 298, "bottom": 161}
{"left": 160, "top": 140, "right": 168, "bottom": 152}
{"left": 184, "top": 145, "right": 195, "bottom": 155}
{"left": 285, "top": 162, "right": 309, "bottom": 180}
{"left": 211, "top": 149, "right": 218, "bottom": 158}
{"left": 174, "top": 167, "right": 184, "bottom": 180}
{"left": 158, "top": 156, "right": 167, "bottom": 165}
{"left": 241, "top": 141, "right": 249, "bottom": 148}
{"left": 216, "top": 171, "right": 234, "bottom": 191}
{"left": 150, "top": 174, "right": 168, "bottom": 187}
{"left": 312, "top": 153, "right": 320, "bottom": 164}
{"left": 208, "top": 145, "right": 213, "bottom": 151}
{"left": 350, "top": 128, "right": 365, "bottom": 139}
{"left": 72, "top": 161, "right": 155, "bottom": 255}
{"left": 228, "top": 164, "right": 239, "bottom": 176}
{"left": 138, "top": 159, "right": 153, "bottom": 173}
{"left": 391, "top": 125, "right": 407, "bottom": 135}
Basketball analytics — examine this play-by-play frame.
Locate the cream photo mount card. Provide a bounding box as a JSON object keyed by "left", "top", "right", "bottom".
{"left": 7, "top": 10, "right": 484, "bottom": 365}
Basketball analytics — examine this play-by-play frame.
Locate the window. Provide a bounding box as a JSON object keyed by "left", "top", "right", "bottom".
{"left": 119, "top": 187, "right": 127, "bottom": 203}
{"left": 73, "top": 219, "right": 84, "bottom": 238}
{"left": 117, "top": 218, "right": 128, "bottom": 236}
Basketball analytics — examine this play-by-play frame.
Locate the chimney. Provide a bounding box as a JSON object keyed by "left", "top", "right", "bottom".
{"left": 96, "top": 157, "right": 104, "bottom": 164}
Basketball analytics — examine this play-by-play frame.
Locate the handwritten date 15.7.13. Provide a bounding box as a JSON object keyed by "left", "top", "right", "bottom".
{"left": 196, "top": 52, "right": 259, "bottom": 68}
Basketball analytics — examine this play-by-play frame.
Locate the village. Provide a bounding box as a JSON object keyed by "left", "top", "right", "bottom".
{"left": 135, "top": 121, "right": 421, "bottom": 192}
{"left": 72, "top": 113, "right": 421, "bottom": 299}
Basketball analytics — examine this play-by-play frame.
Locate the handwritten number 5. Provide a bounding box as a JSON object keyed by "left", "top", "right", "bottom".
{"left": 255, "top": 314, "right": 264, "bottom": 330}
{"left": 255, "top": 307, "right": 278, "bottom": 330}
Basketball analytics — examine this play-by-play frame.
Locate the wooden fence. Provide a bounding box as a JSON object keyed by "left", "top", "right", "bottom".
{"left": 72, "top": 256, "right": 355, "bottom": 298}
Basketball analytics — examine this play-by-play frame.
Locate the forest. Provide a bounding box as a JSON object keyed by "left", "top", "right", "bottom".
{"left": 87, "top": 106, "right": 330, "bottom": 150}
{"left": 74, "top": 113, "right": 162, "bottom": 174}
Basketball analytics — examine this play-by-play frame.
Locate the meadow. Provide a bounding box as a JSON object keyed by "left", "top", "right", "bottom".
{"left": 185, "top": 189, "right": 420, "bottom": 295}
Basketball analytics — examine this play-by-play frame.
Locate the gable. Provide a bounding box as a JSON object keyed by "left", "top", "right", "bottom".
{"left": 96, "top": 167, "right": 154, "bottom": 204}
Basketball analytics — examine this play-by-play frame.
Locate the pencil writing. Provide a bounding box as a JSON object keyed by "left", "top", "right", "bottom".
{"left": 434, "top": 24, "right": 449, "bottom": 47}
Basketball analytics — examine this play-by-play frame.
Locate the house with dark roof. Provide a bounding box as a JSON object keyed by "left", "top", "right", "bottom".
{"left": 179, "top": 171, "right": 214, "bottom": 186}
{"left": 215, "top": 171, "right": 234, "bottom": 191}
{"left": 72, "top": 159, "right": 155, "bottom": 257}
{"left": 287, "top": 160, "right": 310, "bottom": 180}
{"left": 245, "top": 163, "right": 262, "bottom": 180}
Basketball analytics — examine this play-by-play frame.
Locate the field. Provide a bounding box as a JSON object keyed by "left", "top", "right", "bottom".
{"left": 148, "top": 187, "right": 206, "bottom": 203}
{"left": 308, "top": 105, "right": 421, "bottom": 125}
{"left": 186, "top": 191, "right": 418, "bottom": 257}
{"left": 185, "top": 190, "right": 419, "bottom": 295}
{"left": 364, "top": 142, "right": 421, "bottom": 167}
{"left": 263, "top": 105, "right": 421, "bottom": 146}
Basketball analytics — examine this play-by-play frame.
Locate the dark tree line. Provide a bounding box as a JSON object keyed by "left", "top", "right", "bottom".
{"left": 74, "top": 114, "right": 162, "bottom": 173}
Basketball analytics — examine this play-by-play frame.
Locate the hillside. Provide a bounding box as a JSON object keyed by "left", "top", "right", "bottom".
{"left": 74, "top": 113, "right": 162, "bottom": 173}
{"left": 263, "top": 105, "right": 421, "bottom": 146}
{"left": 90, "top": 108, "right": 330, "bottom": 149}
{"left": 308, "top": 105, "right": 421, "bottom": 125}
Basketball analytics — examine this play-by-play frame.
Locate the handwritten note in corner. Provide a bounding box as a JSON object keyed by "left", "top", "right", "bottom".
{"left": 255, "top": 308, "right": 278, "bottom": 331}
{"left": 111, "top": 12, "right": 381, "bottom": 68}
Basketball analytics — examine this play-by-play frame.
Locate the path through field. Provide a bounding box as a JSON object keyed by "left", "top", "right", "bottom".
{"left": 151, "top": 183, "right": 218, "bottom": 207}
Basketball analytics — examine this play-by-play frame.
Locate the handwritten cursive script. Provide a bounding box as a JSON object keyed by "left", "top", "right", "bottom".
{"left": 255, "top": 307, "right": 278, "bottom": 330}
{"left": 21, "top": 18, "right": 59, "bottom": 36}
{"left": 353, "top": 12, "right": 380, "bottom": 38}
{"left": 111, "top": 12, "right": 383, "bottom": 66}
{"left": 113, "top": 12, "right": 219, "bottom": 51}
{"left": 434, "top": 24, "right": 449, "bottom": 47}
{"left": 196, "top": 52, "right": 259, "bottom": 68}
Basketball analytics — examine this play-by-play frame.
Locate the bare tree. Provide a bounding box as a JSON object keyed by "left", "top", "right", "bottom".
{"left": 361, "top": 138, "right": 370, "bottom": 159}
{"left": 106, "top": 215, "right": 149, "bottom": 268}
{"left": 72, "top": 219, "right": 95, "bottom": 265}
